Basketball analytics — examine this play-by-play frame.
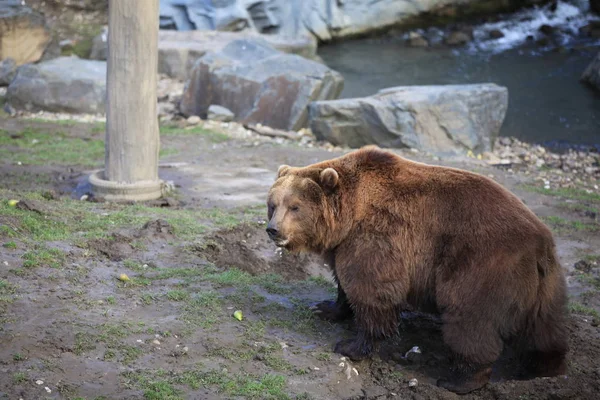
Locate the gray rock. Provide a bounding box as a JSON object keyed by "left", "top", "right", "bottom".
{"left": 180, "top": 39, "right": 343, "bottom": 131}
{"left": 407, "top": 32, "right": 428, "bottom": 47}
{"left": 208, "top": 104, "right": 234, "bottom": 122}
{"left": 582, "top": 52, "right": 600, "bottom": 92}
{"left": 0, "top": 58, "right": 17, "bottom": 86}
{"left": 158, "top": 30, "right": 317, "bottom": 80}
{"left": 489, "top": 29, "right": 504, "bottom": 39}
{"left": 579, "top": 22, "right": 600, "bottom": 38}
{"left": 0, "top": 0, "right": 52, "bottom": 65}
{"left": 308, "top": 84, "right": 508, "bottom": 156}
{"left": 591, "top": 0, "right": 600, "bottom": 15}
{"left": 89, "top": 26, "right": 108, "bottom": 60}
{"left": 7, "top": 56, "right": 106, "bottom": 114}
{"left": 445, "top": 31, "right": 472, "bottom": 46}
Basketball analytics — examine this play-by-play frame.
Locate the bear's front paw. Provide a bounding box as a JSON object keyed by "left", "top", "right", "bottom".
{"left": 436, "top": 365, "right": 492, "bottom": 394}
{"left": 334, "top": 339, "right": 372, "bottom": 361}
{"left": 311, "top": 300, "right": 353, "bottom": 322}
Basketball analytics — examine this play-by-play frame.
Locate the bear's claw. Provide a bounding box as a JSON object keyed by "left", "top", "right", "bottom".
{"left": 311, "top": 300, "right": 353, "bottom": 322}
{"left": 334, "top": 339, "right": 372, "bottom": 361}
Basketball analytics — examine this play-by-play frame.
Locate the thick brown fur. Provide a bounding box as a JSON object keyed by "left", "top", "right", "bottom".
{"left": 266, "top": 146, "right": 569, "bottom": 394}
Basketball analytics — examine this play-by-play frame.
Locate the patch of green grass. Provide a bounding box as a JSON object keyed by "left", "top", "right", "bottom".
{"left": 149, "top": 266, "right": 210, "bottom": 281}
{"left": 74, "top": 332, "right": 97, "bottom": 355}
{"left": 315, "top": 352, "right": 331, "bottom": 362}
{"left": 135, "top": 369, "right": 284, "bottom": 400}
{"left": 245, "top": 320, "right": 267, "bottom": 339}
{"left": 144, "top": 381, "right": 182, "bottom": 400}
{"left": 123, "top": 259, "right": 140, "bottom": 270}
{"left": 181, "top": 291, "right": 226, "bottom": 329}
{"left": 207, "top": 268, "right": 255, "bottom": 287}
{"left": 575, "top": 274, "right": 600, "bottom": 290}
{"left": 568, "top": 301, "right": 600, "bottom": 318}
{"left": 106, "top": 296, "right": 116, "bottom": 305}
{"left": 141, "top": 293, "right": 155, "bottom": 305}
{"left": 92, "top": 122, "right": 106, "bottom": 133}
{"left": 543, "top": 216, "right": 599, "bottom": 233}
{"left": 166, "top": 289, "right": 190, "bottom": 302}
{"left": 13, "top": 372, "right": 27, "bottom": 383}
{"left": 523, "top": 185, "right": 600, "bottom": 203}
{"left": 230, "top": 373, "right": 288, "bottom": 399}
{"left": 121, "top": 345, "right": 144, "bottom": 364}
{"left": 0, "top": 127, "right": 105, "bottom": 166}
{"left": 3, "top": 241, "right": 17, "bottom": 249}
{"left": 261, "top": 274, "right": 291, "bottom": 295}
{"left": 22, "top": 246, "right": 66, "bottom": 269}
{"left": 160, "top": 124, "right": 230, "bottom": 143}
{"left": 13, "top": 353, "right": 24, "bottom": 361}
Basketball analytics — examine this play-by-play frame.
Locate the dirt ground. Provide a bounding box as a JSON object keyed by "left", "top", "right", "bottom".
{"left": 1, "top": 118, "right": 600, "bottom": 400}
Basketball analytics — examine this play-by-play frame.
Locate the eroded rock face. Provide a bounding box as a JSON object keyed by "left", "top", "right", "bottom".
{"left": 581, "top": 52, "right": 600, "bottom": 92}
{"left": 159, "top": 0, "right": 549, "bottom": 42}
{"left": 7, "top": 57, "right": 106, "bottom": 114}
{"left": 0, "top": 1, "right": 52, "bottom": 65}
{"left": 308, "top": 84, "right": 509, "bottom": 156}
{"left": 180, "top": 39, "right": 343, "bottom": 130}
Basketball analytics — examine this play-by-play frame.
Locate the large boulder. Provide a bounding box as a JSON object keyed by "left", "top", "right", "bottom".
{"left": 180, "top": 39, "right": 343, "bottom": 131}
{"left": 158, "top": 30, "right": 317, "bottom": 79}
{"left": 7, "top": 56, "right": 106, "bottom": 114}
{"left": 308, "top": 84, "right": 508, "bottom": 155}
{"left": 581, "top": 52, "right": 600, "bottom": 91}
{"left": 0, "top": 1, "right": 52, "bottom": 65}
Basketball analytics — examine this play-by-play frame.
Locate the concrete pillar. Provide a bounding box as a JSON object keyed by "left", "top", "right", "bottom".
{"left": 90, "top": 0, "right": 164, "bottom": 201}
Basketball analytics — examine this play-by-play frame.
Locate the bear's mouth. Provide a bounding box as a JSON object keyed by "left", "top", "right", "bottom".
{"left": 275, "top": 238, "right": 290, "bottom": 248}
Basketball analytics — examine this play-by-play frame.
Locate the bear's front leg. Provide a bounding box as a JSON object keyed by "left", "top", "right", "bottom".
{"left": 311, "top": 283, "right": 353, "bottom": 322}
{"left": 334, "top": 304, "right": 399, "bottom": 361}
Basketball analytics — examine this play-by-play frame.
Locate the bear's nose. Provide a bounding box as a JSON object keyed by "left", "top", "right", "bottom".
{"left": 266, "top": 227, "right": 278, "bottom": 238}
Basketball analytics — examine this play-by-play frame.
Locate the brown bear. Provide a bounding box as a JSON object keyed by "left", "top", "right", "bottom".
{"left": 266, "top": 146, "right": 568, "bottom": 394}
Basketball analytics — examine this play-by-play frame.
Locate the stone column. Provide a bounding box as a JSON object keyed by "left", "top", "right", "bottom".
{"left": 90, "top": 0, "right": 164, "bottom": 201}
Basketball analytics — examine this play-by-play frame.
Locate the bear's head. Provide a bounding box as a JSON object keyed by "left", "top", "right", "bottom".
{"left": 266, "top": 164, "right": 339, "bottom": 253}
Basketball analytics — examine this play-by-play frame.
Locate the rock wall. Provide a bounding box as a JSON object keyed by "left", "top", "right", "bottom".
{"left": 0, "top": 1, "right": 52, "bottom": 65}
{"left": 159, "top": 0, "right": 551, "bottom": 42}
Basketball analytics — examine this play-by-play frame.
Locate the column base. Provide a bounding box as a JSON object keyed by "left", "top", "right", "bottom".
{"left": 89, "top": 170, "right": 165, "bottom": 202}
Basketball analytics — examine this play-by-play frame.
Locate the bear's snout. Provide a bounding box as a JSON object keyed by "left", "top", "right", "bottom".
{"left": 266, "top": 227, "right": 279, "bottom": 240}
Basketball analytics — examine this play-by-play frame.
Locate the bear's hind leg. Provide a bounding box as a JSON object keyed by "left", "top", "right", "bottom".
{"left": 437, "top": 318, "right": 502, "bottom": 394}
{"left": 520, "top": 303, "right": 568, "bottom": 378}
{"left": 334, "top": 304, "right": 398, "bottom": 361}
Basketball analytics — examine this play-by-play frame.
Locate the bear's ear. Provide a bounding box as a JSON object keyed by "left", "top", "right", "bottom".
{"left": 277, "top": 165, "right": 291, "bottom": 178}
{"left": 319, "top": 168, "right": 339, "bottom": 191}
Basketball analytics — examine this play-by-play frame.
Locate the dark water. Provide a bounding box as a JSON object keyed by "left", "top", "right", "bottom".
{"left": 318, "top": 40, "right": 600, "bottom": 149}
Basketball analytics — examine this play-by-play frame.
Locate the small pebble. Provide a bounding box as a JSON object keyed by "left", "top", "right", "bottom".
{"left": 409, "top": 378, "right": 418, "bottom": 387}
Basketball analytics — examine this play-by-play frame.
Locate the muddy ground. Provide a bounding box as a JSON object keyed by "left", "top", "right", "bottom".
{"left": 1, "top": 118, "right": 600, "bottom": 400}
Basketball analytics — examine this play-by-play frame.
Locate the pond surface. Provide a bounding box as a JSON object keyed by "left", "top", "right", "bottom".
{"left": 318, "top": 1, "right": 600, "bottom": 150}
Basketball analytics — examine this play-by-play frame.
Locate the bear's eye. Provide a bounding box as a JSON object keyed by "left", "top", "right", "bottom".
{"left": 290, "top": 205, "right": 300, "bottom": 212}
